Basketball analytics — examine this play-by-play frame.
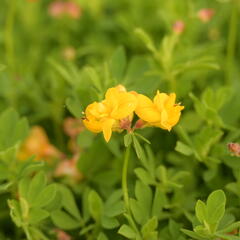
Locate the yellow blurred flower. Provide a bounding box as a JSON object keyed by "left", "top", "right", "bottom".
{"left": 135, "top": 91, "right": 184, "bottom": 131}
{"left": 18, "top": 126, "right": 61, "bottom": 161}
{"left": 83, "top": 85, "right": 137, "bottom": 142}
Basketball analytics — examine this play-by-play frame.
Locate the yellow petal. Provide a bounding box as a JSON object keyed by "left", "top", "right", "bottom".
{"left": 105, "top": 88, "right": 119, "bottom": 105}
{"left": 135, "top": 94, "right": 161, "bottom": 122}
{"left": 115, "top": 85, "right": 126, "bottom": 92}
{"left": 110, "top": 92, "right": 137, "bottom": 119}
{"left": 85, "top": 102, "right": 108, "bottom": 119}
{"left": 102, "top": 118, "right": 115, "bottom": 142}
{"left": 83, "top": 119, "right": 102, "bottom": 133}
{"left": 167, "top": 105, "right": 184, "bottom": 127}
{"left": 165, "top": 93, "right": 176, "bottom": 108}
{"left": 153, "top": 91, "right": 168, "bottom": 112}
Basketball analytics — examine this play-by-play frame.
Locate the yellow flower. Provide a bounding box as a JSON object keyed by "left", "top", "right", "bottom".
{"left": 83, "top": 85, "right": 137, "bottom": 142}
{"left": 135, "top": 91, "right": 184, "bottom": 131}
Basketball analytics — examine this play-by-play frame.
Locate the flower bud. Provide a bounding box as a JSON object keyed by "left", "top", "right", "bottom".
{"left": 197, "top": 8, "right": 215, "bottom": 23}
{"left": 173, "top": 20, "right": 185, "bottom": 35}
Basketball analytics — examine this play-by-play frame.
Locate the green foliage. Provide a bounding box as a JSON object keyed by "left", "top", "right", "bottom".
{"left": 1, "top": 0, "right": 240, "bottom": 239}
{"left": 182, "top": 190, "right": 240, "bottom": 240}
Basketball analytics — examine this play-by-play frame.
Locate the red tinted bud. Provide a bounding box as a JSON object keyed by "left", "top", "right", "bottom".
{"left": 227, "top": 143, "right": 240, "bottom": 157}
{"left": 134, "top": 119, "right": 146, "bottom": 129}
{"left": 173, "top": 20, "right": 185, "bottom": 35}
{"left": 119, "top": 117, "right": 132, "bottom": 131}
{"left": 198, "top": 8, "right": 215, "bottom": 23}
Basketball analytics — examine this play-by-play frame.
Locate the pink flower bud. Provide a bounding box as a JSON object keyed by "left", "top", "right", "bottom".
{"left": 134, "top": 119, "right": 146, "bottom": 129}
{"left": 173, "top": 20, "right": 185, "bottom": 35}
{"left": 197, "top": 8, "right": 215, "bottom": 23}
{"left": 48, "top": 1, "right": 65, "bottom": 18}
{"left": 65, "top": 1, "right": 81, "bottom": 19}
{"left": 63, "top": 117, "right": 84, "bottom": 137}
{"left": 119, "top": 117, "right": 132, "bottom": 131}
{"left": 227, "top": 143, "right": 240, "bottom": 157}
{"left": 55, "top": 155, "right": 83, "bottom": 180}
{"left": 55, "top": 229, "right": 71, "bottom": 240}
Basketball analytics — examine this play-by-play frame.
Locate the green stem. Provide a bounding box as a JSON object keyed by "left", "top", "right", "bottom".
{"left": 4, "top": 0, "right": 16, "bottom": 70}
{"left": 225, "top": 0, "right": 238, "bottom": 84}
{"left": 122, "top": 145, "right": 131, "bottom": 212}
{"left": 23, "top": 226, "right": 32, "bottom": 240}
{"left": 122, "top": 145, "right": 142, "bottom": 239}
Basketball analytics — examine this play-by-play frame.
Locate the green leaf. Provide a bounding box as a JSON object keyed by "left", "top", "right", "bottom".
{"left": 27, "top": 171, "right": 47, "bottom": 204}
{"left": 141, "top": 216, "right": 158, "bottom": 236}
{"left": 66, "top": 96, "right": 83, "bottom": 118}
{"left": 51, "top": 209, "right": 81, "bottom": 230}
{"left": 97, "top": 232, "right": 108, "bottom": 240}
{"left": 124, "top": 133, "right": 132, "bottom": 147}
{"left": 132, "top": 135, "right": 145, "bottom": 160}
{"left": 0, "top": 108, "right": 29, "bottom": 151}
{"left": 104, "top": 190, "right": 124, "bottom": 218}
{"left": 169, "top": 220, "right": 182, "bottom": 239}
{"left": 130, "top": 198, "right": 143, "bottom": 224}
{"left": 20, "top": 197, "right": 29, "bottom": 220}
{"left": 181, "top": 229, "right": 206, "bottom": 240}
{"left": 0, "top": 64, "right": 6, "bottom": 71}
{"left": 135, "top": 181, "right": 152, "bottom": 213}
{"left": 8, "top": 200, "right": 22, "bottom": 227}
{"left": 134, "top": 133, "right": 151, "bottom": 145}
{"left": 175, "top": 141, "right": 193, "bottom": 156}
{"left": 44, "top": 191, "right": 62, "bottom": 212}
{"left": 194, "top": 127, "right": 223, "bottom": 159}
{"left": 32, "top": 184, "right": 57, "bottom": 208}
{"left": 109, "top": 46, "right": 126, "bottom": 81}
{"left": 195, "top": 200, "right": 207, "bottom": 224}
{"left": 118, "top": 224, "right": 136, "bottom": 239}
{"left": 218, "top": 221, "right": 240, "bottom": 234}
{"left": 101, "top": 216, "right": 119, "bottom": 229}
{"left": 29, "top": 208, "right": 49, "bottom": 224}
{"left": 215, "top": 233, "right": 240, "bottom": 240}
{"left": 29, "top": 227, "right": 49, "bottom": 240}
{"left": 134, "top": 28, "right": 156, "bottom": 53}
{"left": 134, "top": 168, "right": 155, "bottom": 185}
{"left": 85, "top": 67, "right": 102, "bottom": 92}
{"left": 0, "top": 181, "right": 13, "bottom": 193}
{"left": 18, "top": 160, "right": 45, "bottom": 178}
{"left": 77, "top": 130, "right": 94, "bottom": 148}
{"left": 19, "top": 177, "right": 30, "bottom": 199}
{"left": 48, "top": 59, "right": 73, "bottom": 85}
{"left": 206, "top": 190, "right": 226, "bottom": 224}
{"left": 88, "top": 190, "right": 103, "bottom": 222}
{"left": 59, "top": 185, "right": 82, "bottom": 221}
{"left": 151, "top": 188, "right": 167, "bottom": 218}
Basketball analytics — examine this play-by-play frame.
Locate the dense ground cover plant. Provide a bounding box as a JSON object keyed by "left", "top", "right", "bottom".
{"left": 1, "top": 0, "right": 240, "bottom": 239}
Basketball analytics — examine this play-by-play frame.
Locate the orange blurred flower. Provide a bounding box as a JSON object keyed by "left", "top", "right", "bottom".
{"left": 65, "top": 1, "right": 81, "bottom": 19}
{"left": 173, "top": 20, "right": 185, "bottom": 35}
{"left": 63, "top": 117, "right": 84, "bottom": 138}
{"left": 197, "top": 8, "right": 215, "bottom": 23}
{"left": 48, "top": 1, "right": 82, "bottom": 19}
{"left": 55, "top": 154, "right": 83, "bottom": 181}
{"left": 228, "top": 143, "right": 240, "bottom": 157}
{"left": 55, "top": 229, "right": 71, "bottom": 240}
{"left": 18, "top": 126, "right": 62, "bottom": 161}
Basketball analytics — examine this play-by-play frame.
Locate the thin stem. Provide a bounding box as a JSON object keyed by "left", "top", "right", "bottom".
{"left": 225, "top": 0, "right": 238, "bottom": 84}
{"left": 122, "top": 144, "right": 142, "bottom": 239}
{"left": 4, "top": 0, "right": 16, "bottom": 70}
{"left": 23, "top": 226, "right": 32, "bottom": 240}
{"left": 122, "top": 145, "right": 131, "bottom": 212}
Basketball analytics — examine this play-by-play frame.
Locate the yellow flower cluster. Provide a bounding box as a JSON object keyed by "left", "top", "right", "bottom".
{"left": 83, "top": 85, "right": 184, "bottom": 142}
